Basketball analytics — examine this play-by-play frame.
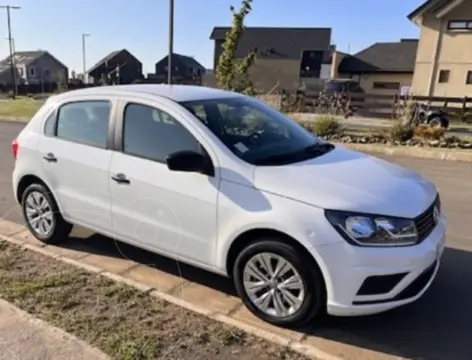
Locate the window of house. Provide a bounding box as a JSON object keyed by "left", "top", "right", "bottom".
{"left": 56, "top": 101, "right": 111, "bottom": 148}
{"left": 372, "top": 82, "right": 400, "bottom": 90}
{"left": 438, "top": 70, "right": 450, "bottom": 83}
{"left": 447, "top": 20, "right": 472, "bottom": 30}
{"left": 123, "top": 103, "right": 201, "bottom": 163}
{"left": 467, "top": 71, "right": 472, "bottom": 85}
{"left": 29, "top": 67, "right": 36, "bottom": 77}
{"left": 43, "top": 68, "right": 50, "bottom": 77}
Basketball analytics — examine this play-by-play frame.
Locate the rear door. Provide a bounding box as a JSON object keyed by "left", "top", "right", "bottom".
{"left": 37, "top": 97, "right": 116, "bottom": 234}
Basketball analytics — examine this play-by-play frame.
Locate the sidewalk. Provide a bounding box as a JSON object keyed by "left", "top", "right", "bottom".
{"left": 0, "top": 299, "right": 108, "bottom": 360}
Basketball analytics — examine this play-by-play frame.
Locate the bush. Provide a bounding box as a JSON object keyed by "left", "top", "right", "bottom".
{"left": 387, "top": 123, "right": 414, "bottom": 142}
{"left": 413, "top": 125, "right": 445, "bottom": 140}
{"left": 310, "top": 115, "right": 344, "bottom": 137}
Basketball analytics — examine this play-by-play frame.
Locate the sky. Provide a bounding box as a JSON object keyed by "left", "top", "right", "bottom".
{"left": 0, "top": 0, "right": 425, "bottom": 75}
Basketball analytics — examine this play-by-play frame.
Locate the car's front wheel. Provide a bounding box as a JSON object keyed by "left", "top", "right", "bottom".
{"left": 21, "top": 183, "right": 73, "bottom": 244}
{"left": 233, "top": 237, "right": 326, "bottom": 328}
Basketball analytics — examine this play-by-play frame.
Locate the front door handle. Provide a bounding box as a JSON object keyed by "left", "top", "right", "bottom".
{"left": 43, "top": 153, "right": 57, "bottom": 162}
{"left": 111, "top": 173, "right": 130, "bottom": 185}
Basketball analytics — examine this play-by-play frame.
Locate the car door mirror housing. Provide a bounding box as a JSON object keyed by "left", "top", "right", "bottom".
{"left": 166, "top": 151, "right": 214, "bottom": 176}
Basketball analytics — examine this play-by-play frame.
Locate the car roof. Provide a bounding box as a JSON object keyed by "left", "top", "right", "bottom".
{"left": 50, "top": 84, "right": 242, "bottom": 103}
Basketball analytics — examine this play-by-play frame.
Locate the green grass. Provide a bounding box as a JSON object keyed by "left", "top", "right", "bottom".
{"left": 0, "top": 97, "right": 43, "bottom": 119}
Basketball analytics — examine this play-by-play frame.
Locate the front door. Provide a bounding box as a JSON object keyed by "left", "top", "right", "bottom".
{"left": 37, "top": 99, "right": 114, "bottom": 233}
{"left": 109, "top": 100, "right": 219, "bottom": 266}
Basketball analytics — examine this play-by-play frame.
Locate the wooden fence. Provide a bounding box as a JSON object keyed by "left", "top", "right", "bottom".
{"left": 280, "top": 90, "right": 472, "bottom": 122}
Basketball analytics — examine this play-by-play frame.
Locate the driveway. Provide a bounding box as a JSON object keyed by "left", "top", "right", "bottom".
{"left": 1, "top": 121, "right": 472, "bottom": 360}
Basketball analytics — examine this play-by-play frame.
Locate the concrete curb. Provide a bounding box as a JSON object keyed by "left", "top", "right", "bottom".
{"left": 334, "top": 142, "right": 472, "bottom": 162}
{"left": 0, "top": 222, "right": 341, "bottom": 360}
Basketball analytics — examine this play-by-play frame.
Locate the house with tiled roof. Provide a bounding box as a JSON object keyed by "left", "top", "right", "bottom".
{"left": 332, "top": 39, "right": 418, "bottom": 95}
{"left": 0, "top": 50, "right": 68, "bottom": 87}
{"left": 87, "top": 49, "right": 143, "bottom": 85}
{"left": 208, "top": 26, "right": 333, "bottom": 92}
{"left": 408, "top": 0, "right": 472, "bottom": 97}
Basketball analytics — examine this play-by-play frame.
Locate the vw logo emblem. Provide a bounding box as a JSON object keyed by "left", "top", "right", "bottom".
{"left": 433, "top": 206, "right": 440, "bottom": 224}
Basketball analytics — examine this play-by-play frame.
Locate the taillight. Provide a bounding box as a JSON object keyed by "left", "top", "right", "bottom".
{"left": 11, "top": 138, "right": 19, "bottom": 159}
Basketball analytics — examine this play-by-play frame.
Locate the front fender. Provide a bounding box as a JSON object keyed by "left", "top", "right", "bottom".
{"left": 214, "top": 182, "right": 344, "bottom": 274}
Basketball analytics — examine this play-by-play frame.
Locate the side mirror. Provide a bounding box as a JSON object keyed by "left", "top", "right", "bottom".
{"left": 166, "top": 150, "right": 214, "bottom": 176}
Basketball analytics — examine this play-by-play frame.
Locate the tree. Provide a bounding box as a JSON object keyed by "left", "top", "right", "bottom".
{"left": 215, "top": 0, "right": 257, "bottom": 95}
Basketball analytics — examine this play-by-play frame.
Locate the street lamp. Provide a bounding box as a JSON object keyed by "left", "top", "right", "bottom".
{"left": 168, "top": 0, "right": 174, "bottom": 84}
{"left": 82, "top": 33, "right": 90, "bottom": 84}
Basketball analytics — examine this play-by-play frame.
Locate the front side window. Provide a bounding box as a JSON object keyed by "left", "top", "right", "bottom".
{"left": 56, "top": 101, "right": 110, "bottom": 148}
{"left": 181, "top": 96, "right": 332, "bottom": 166}
{"left": 123, "top": 103, "right": 201, "bottom": 163}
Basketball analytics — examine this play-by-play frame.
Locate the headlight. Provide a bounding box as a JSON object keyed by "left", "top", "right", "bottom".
{"left": 325, "top": 210, "right": 418, "bottom": 247}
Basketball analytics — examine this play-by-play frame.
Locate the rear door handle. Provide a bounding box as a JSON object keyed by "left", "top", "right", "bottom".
{"left": 43, "top": 153, "right": 57, "bottom": 162}
{"left": 111, "top": 173, "right": 130, "bottom": 185}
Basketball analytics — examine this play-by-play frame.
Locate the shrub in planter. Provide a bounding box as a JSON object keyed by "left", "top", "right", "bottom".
{"left": 387, "top": 123, "right": 414, "bottom": 142}
{"left": 311, "top": 115, "right": 344, "bottom": 137}
{"left": 414, "top": 125, "right": 445, "bottom": 140}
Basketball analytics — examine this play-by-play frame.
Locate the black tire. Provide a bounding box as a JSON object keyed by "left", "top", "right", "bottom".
{"left": 233, "top": 237, "right": 326, "bottom": 328}
{"left": 21, "top": 183, "right": 73, "bottom": 244}
{"left": 429, "top": 116, "right": 443, "bottom": 128}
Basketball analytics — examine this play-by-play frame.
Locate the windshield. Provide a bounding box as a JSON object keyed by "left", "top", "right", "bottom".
{"left": 180, "top": 96, "right": 334, "bottom": 165}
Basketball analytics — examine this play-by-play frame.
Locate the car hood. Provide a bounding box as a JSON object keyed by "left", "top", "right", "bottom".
{"left": 254, "top": 145, "right": 437, "bottom": 218}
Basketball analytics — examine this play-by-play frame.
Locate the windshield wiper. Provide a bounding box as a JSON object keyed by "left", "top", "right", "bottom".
{"left": 303, "top": 142, "right": 335, "bottom": 154}
{"left": 254, "top": 142, "right": 335, "bottom": 166}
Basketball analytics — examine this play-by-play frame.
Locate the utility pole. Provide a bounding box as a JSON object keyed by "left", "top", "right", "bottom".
{"left": 82, "top": 33, "right": 90, "bottom": 84}
{"left": 167, "top": 0, "right": 174, "bottom": 85}
{"left": 0, "top": 4, "right": 20, "bottom": 99}
{"left": 5, "top": 36, "right": 15, "bottom": 53}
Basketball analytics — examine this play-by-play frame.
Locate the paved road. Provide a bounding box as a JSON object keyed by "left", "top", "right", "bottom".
{"left": 1, "top": 121, "right": 472, "bottom": 360}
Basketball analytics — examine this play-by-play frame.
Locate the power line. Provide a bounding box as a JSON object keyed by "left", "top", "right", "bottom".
{"left": 0, "top": 4, "right": 21, "bottom": 99}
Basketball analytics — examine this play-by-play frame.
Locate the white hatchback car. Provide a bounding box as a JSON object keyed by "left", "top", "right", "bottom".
{"left": 12, "top": 85, "right": 446, "bottom": 328}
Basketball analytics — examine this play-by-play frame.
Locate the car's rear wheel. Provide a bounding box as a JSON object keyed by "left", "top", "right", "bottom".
{"left": 21, "top": 183, "right": 73, "bottom": 244}
{"left": 233, "top": 237, "right": 326, "bottom": 328}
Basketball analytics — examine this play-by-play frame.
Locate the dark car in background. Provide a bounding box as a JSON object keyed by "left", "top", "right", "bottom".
{"left": 325, "top": 79, "right": 364, "bottom": 96}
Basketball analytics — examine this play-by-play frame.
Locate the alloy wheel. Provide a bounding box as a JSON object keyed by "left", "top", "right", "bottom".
{"left": 242, "top": 252, "right": 306, "bottom": 318}
{"left": 24, "top": 191, "right": 54, "bottom": 237}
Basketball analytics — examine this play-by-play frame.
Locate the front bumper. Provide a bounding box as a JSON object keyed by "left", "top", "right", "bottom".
{"left": 314, "top": 213, "right": 446, "bottom": 317}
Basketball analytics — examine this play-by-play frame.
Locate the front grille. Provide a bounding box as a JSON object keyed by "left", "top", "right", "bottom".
{"left": 352, "top": 260, "right": 437, "bottom": 305}
{"left": 414, "top": 195, "right": 440, "bottom": 243}
{"left": 394, "top": 260, "right": 437, "bottom": 301}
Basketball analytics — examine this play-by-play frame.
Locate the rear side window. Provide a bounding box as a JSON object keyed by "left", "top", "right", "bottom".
{"left": 44, "top": 111, "right": 57, "bottom": 136}
{"left": 55, "top": 101, "right": 110, "bottom": 148}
